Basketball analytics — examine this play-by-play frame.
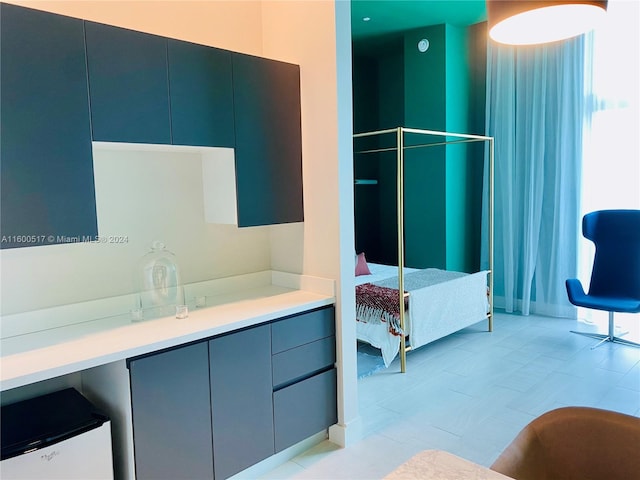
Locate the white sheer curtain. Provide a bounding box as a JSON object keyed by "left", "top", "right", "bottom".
{"left": 483, "top": 36, "right": 585, "bottom": 317}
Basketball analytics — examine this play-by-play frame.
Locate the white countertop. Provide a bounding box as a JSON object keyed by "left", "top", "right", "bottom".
{"left": 0, "top": 272, "right": 334, "bottom": 391}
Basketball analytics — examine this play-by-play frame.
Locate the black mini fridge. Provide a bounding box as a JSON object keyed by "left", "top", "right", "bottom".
{"left": 1, "top": 388, "right": 113, "bottom": 479}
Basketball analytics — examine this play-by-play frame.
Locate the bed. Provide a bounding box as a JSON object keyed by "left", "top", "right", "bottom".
{"left": 353, "top": 127, "right": 495, "bottom": 372}
{"left": 356, "top": 262, "right": 490, "bottom": 368}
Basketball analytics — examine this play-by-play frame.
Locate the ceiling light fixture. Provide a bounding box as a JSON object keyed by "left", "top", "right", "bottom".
{"left": 487, "top": 0, "right": 607, "bottom": 45}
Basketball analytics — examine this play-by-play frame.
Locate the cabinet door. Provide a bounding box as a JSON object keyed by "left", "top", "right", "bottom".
{"left": 209, "top": 324, "right": 274, "bottom": 479}
{"left": 129, "top": 342, "right": 214, "bottom": 480}
{"left": 168, "top": 40, "right": 235, "bottom": 147}
{"left": 0, "top": 4, "right": 97, "bottom": 249}
{"left": 85, "top": 22, "right": 170, "bottom": 144}
{"left": 273, "top": 368, "right": 337, "bottom": 452}
{"left": 232, "top": 54, "right": 303, "bottom": 226}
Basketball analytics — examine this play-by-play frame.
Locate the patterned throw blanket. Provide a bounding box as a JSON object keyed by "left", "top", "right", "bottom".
{"left": 355, "top": 283, "right": 408, "bottom": 336}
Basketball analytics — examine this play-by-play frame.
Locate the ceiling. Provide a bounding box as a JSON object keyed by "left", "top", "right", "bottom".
{"left": 351, "top": 0, "right": 487, "bottom": 41}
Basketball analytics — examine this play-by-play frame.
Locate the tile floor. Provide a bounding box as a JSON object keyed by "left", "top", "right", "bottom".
{"left": 260, "top": 311, "right": 640, "bottom": 479}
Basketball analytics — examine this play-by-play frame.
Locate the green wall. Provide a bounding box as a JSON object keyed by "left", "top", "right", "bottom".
{"left": 376, "top": 44, "right": 404, "bottom": 265}
{"left": 403, "top": 25, "right": 448, "bottom": 269}
{"left": 445, "top": 25, "right": 471, "bottom": 272}
{"left": 352, "top": 41, "right": 404, "bottom": 264}
{"left": 467, "top": 22, "right": 489, "bottom": 272}
{"left": 404, "top": 25, "right": 447, "bottom": 132}
{"left": 352, "top": 23, "right": 486, "bottom": 271}
{"left": 353, "top": 54, "right": 381, "bottom": 259}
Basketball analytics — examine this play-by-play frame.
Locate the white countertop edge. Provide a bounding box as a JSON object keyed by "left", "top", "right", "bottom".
{"left": 1, "top": 290, "right": 334, "bottom": 392}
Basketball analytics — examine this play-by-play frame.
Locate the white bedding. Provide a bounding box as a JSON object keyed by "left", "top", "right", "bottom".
{"left": 356, "top": 263, "right": 489, "bottom": 367}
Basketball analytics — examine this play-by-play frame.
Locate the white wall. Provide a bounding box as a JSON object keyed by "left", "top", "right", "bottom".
{"left": 1, "top": 1, "right": 265, "bottom": 55}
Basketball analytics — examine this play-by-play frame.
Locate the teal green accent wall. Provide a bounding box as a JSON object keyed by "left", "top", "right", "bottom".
{"left": 445, "top": 142, "right": 469, "bottom": 271}
{"left": 402, "top": 24, "right": 475, "bottom": 271}
{"left": 376, "top": 46, "right": 404, "bottom": 265}
{"left": 445, "top": 25, "right": 471, "bottom": 272}
{"left": 404, "top": 145, "right": 447, "bottom": 268}
{"left": 445, "top": 25, "right": 470, "bottom": 133}
{"left": 352, "top": 23, "right": 487, "bottom": 271}
{"left": 403, "top": 25, "right": 446, "bottom": 132}
{"left": 352, "top": 43, "right": 404, "bottom": 265}
{"left": 468, "top": 22, "right": 488, "bottom": 273}
{"left": 352, "top": 55, "right": 381, "bottom": 259}
{"left": 403, "top": 25, "right": 447, "bottom": 269}
{"left": 377, "top": 42, "right": 405, "bottom": 130}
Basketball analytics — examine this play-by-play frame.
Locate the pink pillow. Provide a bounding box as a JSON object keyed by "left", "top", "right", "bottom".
{"left": 355, "top": 252, "right": 371, "bottom": 276}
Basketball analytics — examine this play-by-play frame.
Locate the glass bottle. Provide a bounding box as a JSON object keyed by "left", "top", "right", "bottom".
{"left": 135, "top": 241, "right": 185, "bottom": 318}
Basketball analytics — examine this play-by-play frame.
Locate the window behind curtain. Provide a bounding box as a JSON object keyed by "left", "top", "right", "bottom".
{"left": 578, "top": 0, "right": 640, "bottom": 327}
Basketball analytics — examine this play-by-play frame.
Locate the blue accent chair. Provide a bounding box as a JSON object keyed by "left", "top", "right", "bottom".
{"left": 566, "top": 210, "right": 640, "bottom": 348}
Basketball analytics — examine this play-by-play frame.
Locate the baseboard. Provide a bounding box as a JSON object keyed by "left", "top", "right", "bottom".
{"left": 329, "top": 417, "right": 363, "bottom": 447}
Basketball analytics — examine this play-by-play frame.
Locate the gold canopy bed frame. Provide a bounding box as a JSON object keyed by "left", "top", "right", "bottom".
{"left": 353, "top": 127, "right": 495, "bottom": 373}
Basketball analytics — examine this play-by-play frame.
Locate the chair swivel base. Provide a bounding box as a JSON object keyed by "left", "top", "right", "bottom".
{"left": 571, "top": 310, "right": 640, "bottom": 349}
{"left": 570, "top": 330, "right": 640, "bottom": 349}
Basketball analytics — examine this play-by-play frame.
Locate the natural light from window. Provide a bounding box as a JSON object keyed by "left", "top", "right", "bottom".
{"left": 578, "top": 0, "right": 639, "bottom": 335}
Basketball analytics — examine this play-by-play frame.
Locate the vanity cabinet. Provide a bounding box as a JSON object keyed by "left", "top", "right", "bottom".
{"left": 85, "top": 22, "right": 171, "bottom": 144}
{"left": 232, "top": 54, "right": 304, "bottom": 227}
{"left": 128, "top": 342, "right": 214, "bottom": 480}
{"left": 168, "top": 40, "right": 235, "bottom": 148}
{"left": 0, "top": 3, "right": 97, "bottom": 249}
{"left": 127, "top": 306, "right": 336, "bottom": 479}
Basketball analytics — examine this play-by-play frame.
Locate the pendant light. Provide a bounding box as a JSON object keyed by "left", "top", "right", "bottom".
{"left": 487, "top": 0, "right": 608, "bottom": 45}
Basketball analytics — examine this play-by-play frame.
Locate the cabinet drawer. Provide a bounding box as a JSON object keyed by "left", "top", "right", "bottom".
{"left": 273, "top": 368, "right": 337, "bottom": 453}
{"left": 272, "top": 336, "right": 335, "bottom": 389}
{"left": 271, "top": 306, "right": 335, "bottom": 354}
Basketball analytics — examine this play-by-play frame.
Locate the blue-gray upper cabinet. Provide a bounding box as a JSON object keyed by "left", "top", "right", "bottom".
{"left": 0, "top": 4, "right": 97, "bottom": 249}
{"left": 84, "top": 22, "right": 171, "bottom": 144}
{"left": 167, "top": 40, "right": 235, "bottom": 147}
{"left": 232, "top": 54, "right": 304, "bottom": 227}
